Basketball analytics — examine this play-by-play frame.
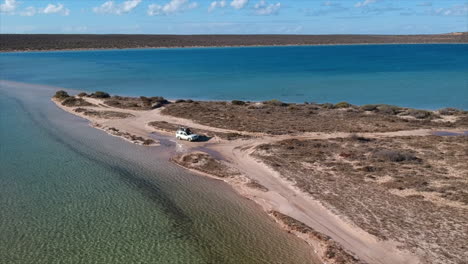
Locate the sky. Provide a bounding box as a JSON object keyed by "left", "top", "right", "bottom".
{"left": 1, "top": 0, "right": 467, "bottom": 34}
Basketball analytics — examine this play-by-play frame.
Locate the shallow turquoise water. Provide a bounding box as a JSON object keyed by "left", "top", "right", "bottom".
{"left": 0, "top": 83, "right": 316, "bottom": 263}
{"left": 1, "top": 44, "right": 467, "bottom": 109}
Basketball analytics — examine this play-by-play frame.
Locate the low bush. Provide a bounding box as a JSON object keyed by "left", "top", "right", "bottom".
{"left": 53, "top": 90, "right": 70, "bottom": 99}
{"left": 77, "top": 92, "right": 88, "bottom": 97}
{"left": 186, "top": 99, "right": 194, "bottom": 103}
{"left": 150, "top": 96, "right": 168, "bottom": 104}
{"left": 175, "top": 99, "right": 186, "bottom": 103}
{"left": 360, "top": 104, "right": 378, "bottom": 111}
{"left": 376, "top": 104, "right": 401, "bottom": 115}
{"left": 373, "top": 150, "right": 420, "bottom": 163}
{"left": 405, "top": 109, "right": 433, "bottom": 119}
{"left": 140, "top": 96, "right": 152, "bottom": 106}
{"left": 231, "top": 100, "right": 246, "bottom": 105}
{"left": 321, "top": 103, "right": 335, "bottom": 109}
{"left": 104, "top": 100, "right": 122, "bottom": 107}
{"left": 350, "top": 133, "right": 371, "bottom": 142}
{"left": 90, "top": 91, "right": 110, "bottom": 98}
{"left": 61, "top": 97, "right": 94, "bottom": 107}
{"left": 438, "top": 108, "right": 461, "bottom": 116}
{"left": 263, "top": 99, "right": 288, "bottom": 107}
{"left": 334, "top": 101, "right": 352, "bottom": 108}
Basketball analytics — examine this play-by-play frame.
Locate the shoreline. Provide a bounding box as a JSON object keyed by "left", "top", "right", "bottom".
{"left": 48, "top": 89, "right": 468, "bottom": 264}
{"left": 2, "top": 42, "right": 468, "bottom": 54}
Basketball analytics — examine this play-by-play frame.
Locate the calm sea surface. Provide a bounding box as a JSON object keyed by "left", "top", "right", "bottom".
{"left": 1, "top": 44, "right": 467, "bottom": 109}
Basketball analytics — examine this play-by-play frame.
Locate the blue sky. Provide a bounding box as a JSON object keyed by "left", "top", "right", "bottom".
{"left": 1, "top": 0, "right": 467, "bottom": 34}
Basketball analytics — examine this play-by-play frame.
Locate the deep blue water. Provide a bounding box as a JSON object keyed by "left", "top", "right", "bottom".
{"left": 1, "top": 44, "right": 467, "bottom": 109}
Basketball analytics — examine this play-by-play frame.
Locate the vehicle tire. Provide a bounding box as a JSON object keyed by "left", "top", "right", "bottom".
{"left": 176, "top": 136, "right": 180, "bottom": 140}
{"left": 188, "top": 138, "right": 192, "bottom": 142}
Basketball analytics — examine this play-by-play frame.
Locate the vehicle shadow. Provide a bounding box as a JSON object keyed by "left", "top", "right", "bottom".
{"left": 195, "top": 135, "right": 212, "bottom": 142}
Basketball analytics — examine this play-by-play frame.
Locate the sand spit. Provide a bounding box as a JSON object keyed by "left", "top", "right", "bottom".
{"left": 50, "top": 91, "right": 468, "bottom": 264}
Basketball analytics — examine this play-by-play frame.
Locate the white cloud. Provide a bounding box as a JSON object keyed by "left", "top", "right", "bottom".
{"left": 208, "top": 0, "right": 226, "bottom": 12}
{"left": 20, "top": 6, "right": 36, "bottom": 16}
{"left": 254, "top": 0, "right": 280, "bottom": 15}
{"left": 0, "top": 0, "right": 18, "bottom": 13}
{"left": 432, "top": 4, "right": 468, "bottom": 16}
{"left": 41, "top": 3, "right": 69, "bottom": 16}
{"left": 3, "top": 1, "right": 70, "bottom": 16}
{"left": 355, "top": 0, "right": 377, "bottom": 8}
{"left": 230, "top": 0, "right": 248, "bottom": 9}
{"left": 147, "top": 0, "right": 198, "bottom": 16}
{"left": 93, "top": 0, "right": 141, "bottom": 15}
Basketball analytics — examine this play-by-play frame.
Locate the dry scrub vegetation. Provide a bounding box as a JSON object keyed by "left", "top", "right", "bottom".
{"left": 74, "top": 108, "right": 134, "bottom": 119}
{"left": 161, "top": 100, "right": 468, "bottom": 134}
{"left": 103, "top": 95, "right": 170, "bottom": 110}
{"left": 253, "top": 136, "right": 468, "bottom": 264}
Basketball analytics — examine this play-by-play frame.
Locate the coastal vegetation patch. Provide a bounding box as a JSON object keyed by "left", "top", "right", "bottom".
{"left": 161, "top": 100, "right": 467, "bottom": 135}
{"left": 253, "top": 136, "right": 468, "bottom": 264}
{"left": 104, "top": 95, "right": 170, "bottom": 110}
{"left": 74, "top": 108, "right": 135, "bottom": 119}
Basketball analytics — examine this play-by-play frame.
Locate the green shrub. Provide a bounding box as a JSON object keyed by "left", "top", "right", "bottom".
{"left": 140, "top": 96, "right": 152, "bottom": 106}
{"left": 91, "top": 91, "right": 110, "bottom": 98}
{"left": 334, "top": 101, "right": 352, "bottom": 108}
{"left": 406, "top": 109, "right": 433, "bottom": 119}
{"left": 321, "top": 103, "right": 335, "bottom": 109}
{"left": 438, "top": 108, "right": 461, "bottom": 116}
{"left": 175, "top": 99, "right": 186, "bottom": 103}
{"left": 105, "top": 100, "right": 121, "bottom": 107}
{"left": 77, "top": 92, "right": 88, "bottom": 97}
{"left": 61, "top": 97, "right": 94, "bottom": 107}
{"left": 376, "top": 104, "right": 401, "bottom": 115}
{"left": 373, "top": 150, "right": 420, "bottom": 163}
{"left": 186, "top": 99, "right": 194, "bottom": 103}
{"left": 264, "top": 99, "right": 288, "bottom": 106}
{"left": 231, "top": 100, "right": 246, "bottom": 105}
{"left": 360, "top": 104, "right": 378, "bottom": 111}
{"left": 150, "top": 96, "right": 168, "bottom": 104}
{"left": 53, "top": 90, "right": 69, "bottom": 99}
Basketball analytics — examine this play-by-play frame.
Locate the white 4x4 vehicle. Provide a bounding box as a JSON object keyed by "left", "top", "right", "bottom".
{"left": 176, "top": 127, "right": 199, "bottom": 142}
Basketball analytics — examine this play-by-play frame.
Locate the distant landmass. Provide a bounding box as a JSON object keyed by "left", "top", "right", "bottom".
{"left": 1, "top": 33, "right": 467, "bottom": 52}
